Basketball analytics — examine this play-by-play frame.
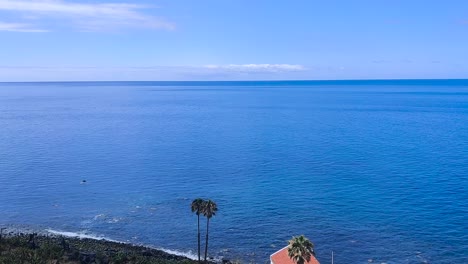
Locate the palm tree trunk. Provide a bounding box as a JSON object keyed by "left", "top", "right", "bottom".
{"left": 197, "top": 214, "right": 201, "bottom": 264}
{"left": 204, "top": 217, "right": 210, "bottom": 263}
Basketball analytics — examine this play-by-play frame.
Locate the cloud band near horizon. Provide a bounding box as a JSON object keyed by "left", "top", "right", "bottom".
{"left": 0, "top": 64, "right": 309, "bottom": 81}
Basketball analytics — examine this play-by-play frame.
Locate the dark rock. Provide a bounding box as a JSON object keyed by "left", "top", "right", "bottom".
{"left": 105, "top": 248, "right": 118, "bottom": 253}
{"left": 60, "top": 237, "right": 70, "bottom": 251}
{"left": 142, "top": 250, "right": 153, "bottom": 256}
{"left": 28, "top": 233, "right": 38, "bottom": 249}
{"left": 98, "top": 255, "right": 110, "bottom": 264}
{"left": 79, "top": 252, "right": 96, "bottom": 264}
{"left": 0, "top": 227, "right": 6, "bottom": 240}
{"left": 67, "top": 249, "right": 80, "bottom": 261}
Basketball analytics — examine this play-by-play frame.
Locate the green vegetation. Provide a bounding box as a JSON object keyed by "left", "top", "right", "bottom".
{"left": 287, "top": 235, "right": 315, "bottom": 264}
{"left": 0, "top": 233, "right": 198, "bottom": 264}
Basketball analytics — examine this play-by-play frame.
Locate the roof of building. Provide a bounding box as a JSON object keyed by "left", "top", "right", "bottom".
{"left": 270, "top": 246, "right": 320, "bottom": 264}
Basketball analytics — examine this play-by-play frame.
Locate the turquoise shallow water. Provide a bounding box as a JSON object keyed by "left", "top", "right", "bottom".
{"left": 0, "top": 80, "right": 467, "bottom": 263}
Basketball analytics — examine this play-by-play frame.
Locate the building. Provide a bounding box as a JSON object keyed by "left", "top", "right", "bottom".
{"left": 270, "top": 246, "right": 320, "bottom": 264}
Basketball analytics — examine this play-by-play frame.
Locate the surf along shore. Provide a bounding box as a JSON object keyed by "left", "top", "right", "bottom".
{"left": 0, "top": 228, "right": 216, "bottom": 264}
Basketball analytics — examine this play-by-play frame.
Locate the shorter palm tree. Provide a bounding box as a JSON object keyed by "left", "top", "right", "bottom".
{"left": 288, "top": 235, "right": 315, "bottom": 264}
{"left": 202, "top": 200, "right": 218, "bottom": 263}
{"left": 191, "top": 198, "right": 205, "bottom": 264}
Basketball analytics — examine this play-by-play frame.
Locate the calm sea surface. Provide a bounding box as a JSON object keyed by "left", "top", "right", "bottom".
{"left": 0, "top": 80, "right": 467, "bottom": 263}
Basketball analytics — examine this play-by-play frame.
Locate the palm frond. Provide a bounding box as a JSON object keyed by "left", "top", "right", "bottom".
{"left": 202, "top": 200, "right": 218, "bottom": 218}
{"left": 287, "top": 235, "right": 315, "bottom": 264}
{"left": 191, "top": 198, "right": 205, "bottom": 215}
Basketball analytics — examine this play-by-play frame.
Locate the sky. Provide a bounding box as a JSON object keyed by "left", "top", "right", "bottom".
{"left": 0, "top": 0, "right": 467, "bottom": 81}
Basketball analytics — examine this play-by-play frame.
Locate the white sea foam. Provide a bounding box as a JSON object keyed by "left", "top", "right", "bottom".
{"left": 45, "top": 229, "right": 204, "bottom": 261}
{"left": 156, "top": 248, "right": 198, "bottom": 260}
{"left": 45, "top": 229, "right": 118, "bottom": 242}
{"left": 155, "top": 248, "right": 222, "bottom": 262}
{"left": 93, "top": 214, "right": 106, "bottom": 220}
{"left": 105, "top": 217, "right": 122, "bottom": 224}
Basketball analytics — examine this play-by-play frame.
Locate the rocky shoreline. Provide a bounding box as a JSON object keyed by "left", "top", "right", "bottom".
{"left": 0, "top": 230, "right": 216, "bottom": 264}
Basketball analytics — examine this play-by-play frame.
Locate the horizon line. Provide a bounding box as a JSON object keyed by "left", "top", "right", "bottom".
{"left": 1, "top": 78, "right": 468, "bottom": 84}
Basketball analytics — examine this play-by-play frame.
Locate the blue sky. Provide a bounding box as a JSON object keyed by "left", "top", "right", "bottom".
{"left": 0, "top": 0, "right": 467, "bottom": 81}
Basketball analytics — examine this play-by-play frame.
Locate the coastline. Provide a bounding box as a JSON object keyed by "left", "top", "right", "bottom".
{"left": 0, "top": 227, "right": 215, "bottom": 264}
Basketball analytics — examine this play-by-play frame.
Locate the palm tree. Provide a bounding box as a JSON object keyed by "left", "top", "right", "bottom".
{"left": 202, "top": 199, "right": 218, "bottom": 263}
{"left": 287, "top": 235, "right": 315, "bottom": 264}
{"left": 191, "top": 198, "right": 205, "bottom": 264}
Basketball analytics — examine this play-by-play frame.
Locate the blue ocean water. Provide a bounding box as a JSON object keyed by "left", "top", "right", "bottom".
{"left": 0, "top": 80, "right": 467, "bottom": 264}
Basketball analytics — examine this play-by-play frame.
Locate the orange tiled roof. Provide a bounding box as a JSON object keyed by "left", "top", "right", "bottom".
{"left": 270, "top": 246, "right": 319, "bottom": 264}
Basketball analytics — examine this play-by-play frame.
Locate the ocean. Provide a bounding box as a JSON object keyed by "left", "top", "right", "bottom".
{"left": 0, "top": 80, "right": 467, "bottom": 263}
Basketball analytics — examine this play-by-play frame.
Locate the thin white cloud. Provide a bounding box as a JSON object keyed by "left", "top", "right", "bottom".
{"left": 203, "top": 64, "right": 306, "bottom": 73}
{"left": 0, "top": 64, "right": 309, "bottom": 81}
{"left": 0, "top": 0, "right": 174, "bottom": 32}
{"left": 0, "top": 21, "right": 48, "bottom": 32}
{"left": 0, "top": 64, "right": 306, "bottom": 71}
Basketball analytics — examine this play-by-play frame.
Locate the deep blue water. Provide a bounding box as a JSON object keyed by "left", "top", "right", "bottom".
{"left": 0, "top": 80, "right": 467, "bottom": 264}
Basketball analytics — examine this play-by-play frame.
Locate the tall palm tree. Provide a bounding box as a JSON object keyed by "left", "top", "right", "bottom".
{"left": 191, "top": 198, "right": 205, "bottom": 264}
{"left": 287, "top": 235, "right": 315, "bottom": 264}
{"left": 202, "top": 200, "right": 218, "bottom": 263}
